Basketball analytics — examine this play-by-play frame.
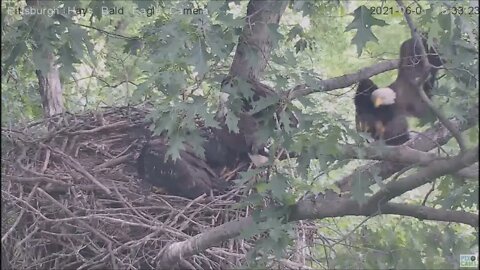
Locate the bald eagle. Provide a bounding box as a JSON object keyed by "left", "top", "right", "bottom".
{"left": 354, "top": 79, "right": 410, "bottom": 145}
{"left": 137, "top": 139, "right": 228, "bottom": 199}
{"left": 137, "top": 113, "right": 271, "bottom": 199}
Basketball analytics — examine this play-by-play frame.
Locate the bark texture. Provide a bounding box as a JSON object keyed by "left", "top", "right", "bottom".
{"left": 28, "top": 0, "right": 65, "bottom": 118}
{"left": 229, "top": 0, "right": 288, "bottom": 80}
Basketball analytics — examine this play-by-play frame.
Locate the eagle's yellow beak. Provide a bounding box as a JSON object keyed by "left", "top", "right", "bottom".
{"left": 373, "top": 97, "right": 383, "bottom": 108}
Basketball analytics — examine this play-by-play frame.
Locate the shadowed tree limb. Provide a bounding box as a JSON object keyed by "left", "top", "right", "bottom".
{"left": 455, "top": 163, "right": 479, "bottom": 179}
{"left": 158, "top": 168, "right": 479, "bottom": 267}
{"left": 379, "top": 202, "right": 479, "bottom": 226}
{"left": 289, "top": 60, "right": 400, "bottom": 99}
{"left": 290, "top": 199, "right": 479, "bottom": 228}
{"left": 281, "top": 144, "right": 439, "bottom": 165}
{"left": 364, "top": 146, "right": 478, "bottom": 210}
{"left": 158, "top": 201, "right": 478, "bottom": 267}
{"left": 336, "top": 144, "right": 438, "bottom": 164}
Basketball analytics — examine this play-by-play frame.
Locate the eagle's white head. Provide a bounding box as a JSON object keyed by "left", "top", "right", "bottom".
{"left": 371, "top": 87, "right": 396, "bottom": 107}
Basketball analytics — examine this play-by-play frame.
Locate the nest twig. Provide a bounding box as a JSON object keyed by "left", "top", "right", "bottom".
{"left": 1, "top": 106, "right": 318, "bottom": 270}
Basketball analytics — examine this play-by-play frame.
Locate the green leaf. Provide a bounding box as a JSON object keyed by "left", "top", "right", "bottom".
{"left": 68, "top": 26, "right": 88, "bottom": 57}
{"left": 271, "top": 54, "right": 287, "bottom": 65}
{"left": 284, "top": 50, "right": 298, "bottom": 66}
{"left": 89, "top": 0, "right": 116, "bottom": 19}
{"left": 295, "top": 39, "right": 308, "bottom": 53}
{"left": 133, "top": 0, "right": 155, "bottom": 10}
{"left": 287, "top": 25, "right": 304, "bottom": 41}
{"left": 278, "top": 110, "right": 293, "bottom": 133}
{"left": 437, "top": 13, "right": 453, "bottom": 32}
{"left": 249, "top": 95, "right": 278, "bottom": 114}
{"left": 124, "top": 39, "right": 144, "bottom": 56}
{"left": 32, "top": 50, "right": 52, "bottom": 76}
{"left": 291, "top": 1, "right": 306, "bottom": 12}
{"left": 2, "top": 42, "right": 27, "bottom": 75}
{"left": 190, "top": 40, "right": 209, "bottom": 78}
{"left": 153, "top": 111, "right": 178, "bottom": 137}
{"left": 351, "top": 173, "right": 373, "bottom": 204}
{"left": 185, "top": 131, "right": 206, "bottom": 160}
{"left": 239, "top": 219, "right": 262, "bottom": 239}
{"left": 269, "top": 226, "right": 285, "bottom": 242}
{"left": 467, "top": 126, "right": 479, "bottom": 145}
{"left": 165, "top": 136, "right": 186, "bottom": 161}
{"left": 58, "top": 43, "right": 80, "bottom": 76}
{"left": 267, "top": 23, "right": 283, "bottom": 49}
{"left": 234, "top": 169, "right": 260, "bottom": 186}
{"left": 345, "top": 6, "right": 388, "bottom": 56}
{"left": 225, "top": 111, "right": 240, "bottom": 133}
{"left": 269, "top": 174, "right": 289, "bottom": 202}
{"left": 235, "top": 193, "right": 263, "bottom": 209}
{"left": 206, "top": 25, "right": 231, "bottom": 58}
{"left": 256, "top": 182, "right": 268, "bottom": 194}
{"left": 206, "top": 1, "right": 225, "bottom": 14}
{"left": 199, "top": 109, "right": 220, "bottom": 129}
{"left": 244, "top": 47, "right": 259, "bottom": 69}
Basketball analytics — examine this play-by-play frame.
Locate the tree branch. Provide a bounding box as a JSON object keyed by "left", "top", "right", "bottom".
{"left": 454, "top": 163, "right": 479, "bottom": 179}
{"left": 364, "top": 146, "right": 478, "bottom": 210}
{"left": 291, "top": 198, "right": 478, "bottom": 228}
{"left": 157, "top": 191, "right": 479, "bottom": 266}
{"left": 158, "top": 216, "right": 254, "bottom": 267}
{"left": 156, "top": 145, "right": 478, "bottom": 265}
{"left": 380, "top": 202, "right": 479, "bottom": 226}
{"left": 396, "top": 0, "right": 467, "bottom": 153}
{"left": 336, "top": 144, "right": 437, "bottom": 164}
{"left": 289, "top": 60, "right": 399, "bottom": 99}
{"left": 283, "top": 143, "right": 438, "bottom": 165}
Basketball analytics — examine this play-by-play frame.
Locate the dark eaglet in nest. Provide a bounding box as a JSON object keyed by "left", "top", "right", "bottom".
{"left": 136, "top": 77, "right": 290, "bottom": 199}
{"left": 137, "top": 139, "right": 230, "bottom": 199}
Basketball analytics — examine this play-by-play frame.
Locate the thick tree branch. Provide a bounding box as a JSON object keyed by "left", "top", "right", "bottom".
{"left": 283, "top": 143, "right": 437, "bottom": 165}
{"left": 158, "top": 216, "right": 254, "bottom": 267}
{"left": 380, "top": 202, "right": 479, "bottom": 226}
{"left": 455, "top": 163, "right": 479, "bottom": 179}
{"left": 396, "top": 0, "right": 467, "bottom": 153}
{"left": 157, "top": 146, "right": 478, "bottom": 265}
{"left": 157, "top": 193, "right": 479, "bottom": 266}
{"left": 364, "top": 146, "right": 478, "bottom": 210}
{"left": 291, "top": 198, "right": 478, "bottom": 228}
{"left": 336, "top": 105, "right": 478, "bottom": 193}
{"left": 289, "top": 60, "right": 399, "bottom": 99}
{"left": 337, "top": 144, "right": 437, "bottom": 164}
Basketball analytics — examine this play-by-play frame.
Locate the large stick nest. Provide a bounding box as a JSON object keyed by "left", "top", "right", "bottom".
{"left": 1, "top": 107, "right": 314, "bottom": 270}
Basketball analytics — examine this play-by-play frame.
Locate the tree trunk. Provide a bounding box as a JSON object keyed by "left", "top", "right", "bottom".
{"left": 27, "top": 0, "right": 65, "bottom": 118}
{"left": 229, "top": 0, "right": 288, "bottom": 81}
{"left": 35, "top": 63, "right": 64, "bottom": 117}
{"left": 160, "top": 0, "right": 288, "bottom": 265}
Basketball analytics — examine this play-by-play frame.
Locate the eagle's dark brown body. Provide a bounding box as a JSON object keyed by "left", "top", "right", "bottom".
{"left": 137, "top": 78, "right": 274, "bottom": 199}
{"left": 137, "top": 139, "right": 230, "bottom": 199}
{"left": 354, "top": 36, "right": 442, "bottom": 145}
{"left": 354, "top": 79, "right": 410, "bottom": 145}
